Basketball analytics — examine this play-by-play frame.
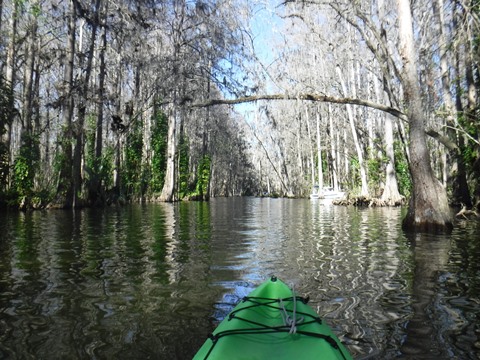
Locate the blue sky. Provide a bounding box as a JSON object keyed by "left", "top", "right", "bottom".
{"left": 233, "top": 0, "right": 285, "bottom": 122}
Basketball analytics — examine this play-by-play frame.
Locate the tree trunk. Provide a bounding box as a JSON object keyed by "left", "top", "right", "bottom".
{"left": 55, "top": 0, "right": 76, "bottom": 208}
{"left": 96, "top": 2, "right": 107, "bottom": 161}
{"left": 305, "top": 108, "right": 316, "bottom": 187}
{"left": 0, "top": 0, "right": 3, "bottom": 34}
{"left": 374, "top": 62, "right": 403, "bottom": 204}
{"left": 295, "top": 112, "right": 303, "bottom": 182}
{"left": 328, "top": 103, "right": 339, "bottom": 191}
{"left": 5, "top": 0, "right": 18, "bottom": 188}
{"left": 22, "top": 0, "right": 38, "bottom": 135}
{"left": 316, "top": 109, "right": 324, "bottom": 190}
{"left": 397, "top": 0, "right": 453, "bottom": 233}
{"left": 276, "top": 132, "right": 292, "bottom": 196}
{"left": 435, "top": 0, "right": 471, "bottom": 208}
{"left": 159, "top": 1, "right": 186, "bottom": 202}
{"left": 112, "top": 42, "right": 124, "bottom": 197}
{"left": 463, "top": 8, "right": 480, "bottom": 205}
{"left": 336, "top": 65, "right": 369, "bottom": 197}
{"left": 381, "top": 114, "right": 403, "bottom": 205}
{"left": 159, "top": 104, "right": 177, "bottom": 202}
{"left": 250, "top": 107, "right": 288, "bottom": 195}
{"left": 75, "top": 0, "right": 102, "bottom": 207}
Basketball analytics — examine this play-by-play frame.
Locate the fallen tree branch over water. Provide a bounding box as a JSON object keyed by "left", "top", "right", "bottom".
{"left": 190, "top": 93, "right": 408, "bottom": 121}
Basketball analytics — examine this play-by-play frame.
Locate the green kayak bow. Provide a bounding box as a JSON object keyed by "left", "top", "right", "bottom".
{"left": 193, "top": 276, "right": 353, "bottom": 360}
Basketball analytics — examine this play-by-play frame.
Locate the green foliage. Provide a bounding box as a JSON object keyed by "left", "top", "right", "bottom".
{"left": 85, "top": 114, "right": 97, "bottom": 172}
{"left": 83, "top": 114, "right": 114, "bottom": 194}
{"left": 11, "top": 133, "right": 41, "bottom": 206}
{"left": 367, "top": 146, "right": 388, "bottom": 196}
{"left": 394, "top": 140, "right": 412, "bottom": 197}
{"left": 462, "top": 143, "right": 477, "bottom": 169}
{"left": 51, "top": 126, "right": 76, "bottom": 202}
{"left": 29, "top": 1, "right": 41, "bottom": 17}
{"left": 123, "top": 123, "right": 144, "bottom": 197}
{"left": 150, "top": 110, "right": 168, "bottom": 193}
{"left": 0, "top": 78, "right": 14, "bottom": 131}
{"left": 367, "top": 157, "right": 383, "bottom": 195}
{"left": 195, "top": 155, "right": 211, "bottom": 197}
{"left": 101, "top": 146, "right": 115, "bottom": 189}
{"left": 84, "top": 148, "right": 115, "bottom": 202}
{"left": 0, "top": 76, "right": 14, "bottom": 191}
{"left": 178, "top": 133, "right": 191, "bottom": 198}
{"left": 458, "top": 111, "right": 478, "bottom": 139}
{"left": 0, "top": 142, "right": 8, "bottom": 191}
{"left": 176, "top": 131, "right": 211, "bottom": 200}
{"left": 458, "top": 111, "right": 480, "bottom": 173}
{"left": 53, "top": 139, "right": 68, "bottom": 177}
{"left": 348, "top": 157, "right": 361, "bottom": 194}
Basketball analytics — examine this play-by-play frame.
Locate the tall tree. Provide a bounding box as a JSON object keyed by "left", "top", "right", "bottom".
{"left": 21, "top": 0, "right": 39, "bottom": 136}
{"left": 432, "top": 0, "right": 471, "bottom": 207}
{"left": 4, "top": 0, "right": 19, "bottom": 188}
{"left": 462, "top": 1, "right": 480, "bottom": 205}
{"left": 74, "top": 0, "right": 102, "bottom": 206}
{"left": 159, "top": 0, "right": 253, "bottom": 201}
{"left": 396, "top": 0, "right": 453, "bottom": 232}
{"left": 55, "top": 0, "right": 76, "bottom": 208}
{"left": 336, "top": 64, "right": 369, "bottom": 197}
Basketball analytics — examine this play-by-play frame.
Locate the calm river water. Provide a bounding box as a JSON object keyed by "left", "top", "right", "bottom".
{"left": 0, "top": 197, "right": 479, "bottom": 359}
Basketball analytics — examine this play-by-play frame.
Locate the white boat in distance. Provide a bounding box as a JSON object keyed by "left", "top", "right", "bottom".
{"left": 310, "top": 186, "right": 345, "bottom": 202}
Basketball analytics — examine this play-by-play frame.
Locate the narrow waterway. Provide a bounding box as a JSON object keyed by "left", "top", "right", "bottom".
{"left": 0, "top": 198, "right": 479, "bottom": 359}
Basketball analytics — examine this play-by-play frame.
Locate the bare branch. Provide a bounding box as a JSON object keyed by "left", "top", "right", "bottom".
{"left": 190, "top": 93, "right": 407, "bottom": 120}
{"left": 425, "top": 129, "right": 458, "bottom": 151}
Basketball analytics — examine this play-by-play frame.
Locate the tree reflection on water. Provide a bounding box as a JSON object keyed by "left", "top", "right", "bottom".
{"left": 401, "top": 233, "right": 451, "bottom": 359}
{"left": 0, "top": 199, "right": 479, "bottom": 359}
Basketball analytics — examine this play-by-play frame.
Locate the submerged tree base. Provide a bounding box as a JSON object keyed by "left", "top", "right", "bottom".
{"left": 402, "top": 212, "right": 454, "bottom": 234}
{"left": 334, "top": 195, "right": 406, "bottom": 207}
{"left": 334, "top": 194, "right": 454, "bottom": 233}
{"left": 402, "top": 193, "right": 454, "bottom": 234}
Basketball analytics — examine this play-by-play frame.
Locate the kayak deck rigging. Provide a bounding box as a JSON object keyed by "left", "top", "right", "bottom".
{"left": 194, "top": 277, "right": 353, "bottom": 360}
{"left": 206, "top": 296, "right": 345, "bottom": 356}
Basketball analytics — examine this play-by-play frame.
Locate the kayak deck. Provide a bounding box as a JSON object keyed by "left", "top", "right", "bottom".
{"left": 193, "top": 276, "right": 352, "bottom": 360}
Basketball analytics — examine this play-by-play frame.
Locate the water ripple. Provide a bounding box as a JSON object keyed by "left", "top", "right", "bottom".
{"left": 0, "top": 200, "right": 479, "bottom": 359}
